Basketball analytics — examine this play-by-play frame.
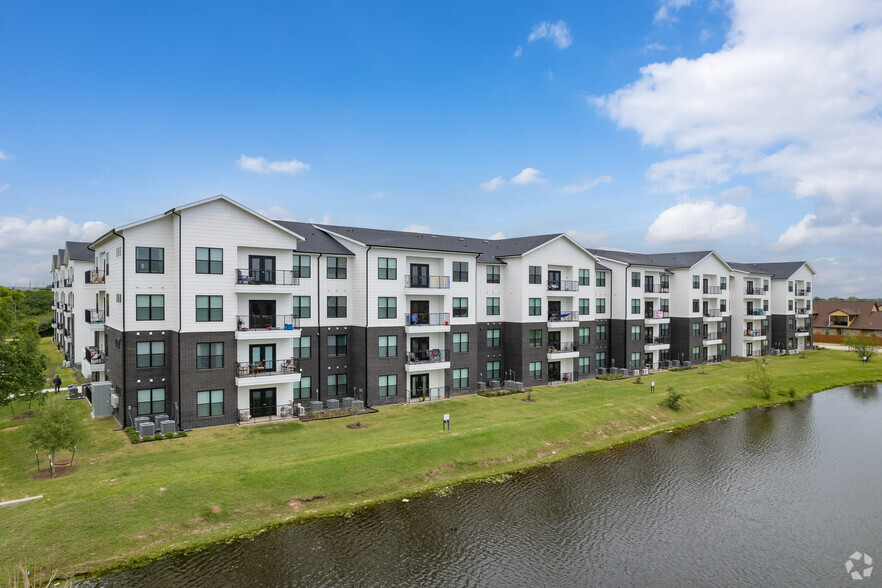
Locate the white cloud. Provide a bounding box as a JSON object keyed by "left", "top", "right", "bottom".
{"left": 560, "top": 175, "right": 611, "bottom": 195}
{"left": 369, "top": 191, "right": 387, "bottom": 199}
{"left": 646, "top": 152, "right": 732, "bottom": 192}
{"left": 510, "top": 167, "right": 547, "bottom": 186}
{"left": 771, "top": 213, "right": 882, "bottom": 250}
{"left": 719, "top": 185, "right": 752, "bottom": 202}
{"left": 403, "top": 223, "right": 430, "bottom": 233}
{"left": 258, "top": 205, "right": 296, "bottom": 221}
{"left": 646, "top": 201, "right": 757, "bottom": 244}
{"left": 566, "top": 229, "right": 607, "bottom": 247}
{"left": 488, "top": 232, "right": 505, "bottom": 240}
{"left": 0, "top": 215, "right": 110, "bottom": 286}
{"left": 0, "top": 152, "right": 9, "bottom": 160}
{"left": 237, "top": 155, "right": 310, "bottom": 175}
{"left": 528, "top": 20, "right": 572, "bottom": 49}
{"left": 641, "top": 42, "right": 667, "bottom": 53}
{"left": 654, "top": 0, "right": 696, "bottom": 23}
{"left": 513, "top": 46, "right": 523, "bottom": 58}
{"left": 0, "top": 184, "right": 9, "bottom": 193}
{"left": 309, "top": 214, "right": 331, "bottom": 225}
{"left": 480, "top": 176, "right": 505, "bottom": 192}
{"left": 699, "top": 29, "right": 712, "bottom": 42}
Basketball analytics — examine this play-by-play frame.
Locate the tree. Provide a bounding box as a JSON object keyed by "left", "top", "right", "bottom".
{"left": 0, "top": 293, "right": 48, "bottom": 416}
{"left": 27, "top": 396, "right": 84, "bottom": 477}
{"left": 845, "top": 334, "right": 880, "bottom": 362}
{"left": 745, "top": 360, "right": 774, "bottom": 399}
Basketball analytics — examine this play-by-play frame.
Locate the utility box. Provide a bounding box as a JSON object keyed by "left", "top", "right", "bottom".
{"left": 310, "top": 400, "right": 324, "bottom": 415}
{"left": 341, "top": 397, "right": 354, "bottom": 410}
{"left": 351, "top": 400, "right": 364, "bottom": 413}
{"left": 160, "top": 420, "right": 176, "bottom": 435}
{"left": 154, "top": 414, "right": 169, "bottom": 429}
{"left": 327, "top": 399, "right": 340, "bottom": 411}
{"left": 139, "top": 421, "right": 156, "bottom": 438}
{"left": 90, "top": 381, "right": 114, "bottom": 418}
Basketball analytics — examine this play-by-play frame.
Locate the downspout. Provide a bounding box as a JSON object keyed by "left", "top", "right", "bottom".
{"left": 315, "top": 253, "right": 322, "bottom": 403}
{"left": 171, "top": 209, "right": 183, "bottom": 430}
{"left": 474, "top": 253, "right": 481, "bottom": 383}
{"left": 364, "top": 246, "right": 371, "bottom": 408}
{"left": 622, "top": 262, "right": 631, "bottom": 371}
{"left": 112, "top": 228, "right": 127, "bottom": 426}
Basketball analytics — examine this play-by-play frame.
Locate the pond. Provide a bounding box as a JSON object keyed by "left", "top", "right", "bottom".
{"left": 83, "top": 383, "right": 882, "bottom": 587}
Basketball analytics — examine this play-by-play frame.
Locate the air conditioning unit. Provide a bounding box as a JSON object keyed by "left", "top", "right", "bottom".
{"left": 159, "top": 420, "right": 176, "bottom": 435}
{"left": 296, "top": 403, "right": 306, "bottom": 416}
{"left": 642, "top": 368, "right": 650, "bottom": 376}
{"left": 632, "top": 370, "right": 641, "bottom": 377}
{"left": 138, "top": 421, "right": 156, "bottom": 438}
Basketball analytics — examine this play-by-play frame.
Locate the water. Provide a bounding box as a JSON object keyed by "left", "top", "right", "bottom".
{"left": 84, "top": 384, "right": 882, "bottom": 587}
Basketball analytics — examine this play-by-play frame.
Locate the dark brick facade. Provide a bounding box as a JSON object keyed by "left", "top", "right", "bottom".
{"left": 447, "top": 324, "right": 478, "bottom": 397}
{"left": 502, "top": 321, "right": 548, "bottom": 386}
{"left": 364, "top": 325, "right": 406, "bottom": 406}
{"left": 670, "top": 317, "right": 703, "bottom": 364}
{"left": 178, "top": 332, "right": 238, "bottom": 429}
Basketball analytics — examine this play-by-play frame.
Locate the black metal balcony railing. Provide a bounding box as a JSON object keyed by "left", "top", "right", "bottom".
{"left": 703, "top": 309, "right": 721, "bottom": 317}
{"left": 85, "top": 309, "right": 105, "bottom": 324}
{"left": 795, "top": 308, "right": 810, "bottom": 314}
{"left": 236, "top": 314, "right": 300, "bottom": 331}
{"left": 84, "top": 346, "right": 105, "bottom": 365}
{"left": 644, "top": 336, "right": 671, "bottom": 345}
{"left": 744, "top": 286, "right": 768, "bottom": 295}
{"left": 745, "top": 308, "right": 766, "bottom": 316}
{"left": 548, "top": 342, "right": 578, "bottom": 353}
{"left": 644, "top": 284, "right": 670, "bottom": 293}
{"left": 63, "top": 280, "right": 72, "bottom": 288}
{"left": 236, "top": 359, "right": 300, "bottom": 377}
{"left": 235, "top": 268, "right": 299, "bottom": 286}
{"left": 703, "top": 332, "right": 721, "bottom": 341}
{"left": 547, "top": 280, "right": 578, "bottom": 292}
{"left": 744, "top": 329, "right": 768, "bottom": 337}
{"left": 406, "top": 348, "right": 450, "bottom": 364}
{"left": 703, "top": 286, "right": 722, "bottom": 295}
{"left": 548, "top": 310, "right": 579, "bottom": 322}
{"left": 63, "top": 328, "right": 71, "bottom": 337}
{"left": 405, "top": 275, "right": 451, "bottom": 289}
{"left": 796, "top": 327, "right": 809, "bottom": 333}
{"left": 549, "top": 371, "right": 576, "bottom": 383}
{"left": 86, "top": 270, "right": 106, "bottom": 284}
{"left": 410, "top": 386, "right": 450, "bottom": 400}
{"left": 645, "top": 310, "right": 670, "bottom": 319}
{"left": 405, "top": 312, "right": 450, "bottom": 326}
{"left": 796, "top": 289, "right": 806, "bottom": 296}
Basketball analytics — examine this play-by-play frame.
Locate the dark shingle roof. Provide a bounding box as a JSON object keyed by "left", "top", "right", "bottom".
{"left": 65, "top": 241, "right": 93, "bottom": 261}
{"left": 589, "top": 248, "right": 714, "bottom": 269}
{"left": 727, "top": 261, "right": 807, "bottom": 279}
{"left": 812, "top": 300, "right": 882, "bottom": 330}
{"left": 273, "top": 221, "right": 355, "bottom": 256}
{"left": 312, "top": 224, "right": 568, "bottom": 263}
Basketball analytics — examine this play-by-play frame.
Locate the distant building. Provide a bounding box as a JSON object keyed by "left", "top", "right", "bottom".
{"left": 812, "top": 301, "right": 882, "bottom": 338}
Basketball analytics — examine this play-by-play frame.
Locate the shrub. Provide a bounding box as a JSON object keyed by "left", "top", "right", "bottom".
{"left": 125, "top": 426, "right": 140, "bottom": 443}
{"left": 788, "top": 387, "right": 797, "bottom": 398}
{"left": 153, "top": 433, "right": 163, "bottom": 441}
{"left": 635, "top": 375, "right": 643, "bottom": 384}
{"left": 177, "top": 431, "right": 188, "bottom": 437}
{"left": 659, "top": 386, "right": 684, "bottom": 411}
{"left": 165, "top": 432, "right": 175, "bottom": 438}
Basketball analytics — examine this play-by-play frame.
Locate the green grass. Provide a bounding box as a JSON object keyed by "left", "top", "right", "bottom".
{"left": 0, "top": 348, "right": 879, "bottom": 580}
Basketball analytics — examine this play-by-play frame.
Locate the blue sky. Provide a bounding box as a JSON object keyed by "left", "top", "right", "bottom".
{"left": 2, "top": 1, "right": 881, "bottom": 296}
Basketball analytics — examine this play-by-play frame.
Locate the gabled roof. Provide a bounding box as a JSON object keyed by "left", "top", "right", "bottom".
{"left": 51, "top": 254, "right": 58, "bottom": 272}
{"left": 590, "top": 249, "right": 727, "bottom": 271}
{"left": 812, "top": 300, "right": 882, "bottom": 330}
{"left": 65, "top": 241, "right": 93, "bottom": 262}
{"left": 273, "top": 221, "right": 355, "bottom": 256}
{"left": 727, "top": 261, "right": 814, "bottom": 280}
{"left": 727, "top": 262, "right": 774, "bottom": 276}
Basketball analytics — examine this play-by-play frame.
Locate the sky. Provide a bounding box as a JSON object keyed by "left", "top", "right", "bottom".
{"left": 1, "top": 0, "right": 881, "bottom": 297}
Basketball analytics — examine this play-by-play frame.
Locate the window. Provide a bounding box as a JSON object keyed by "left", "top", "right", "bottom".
{"left": 529, "top": 362, "right": 542, "bottom": 380}
{"left": 453, "top": 368, "right": 469, "bottom": 389}
{"left": 328, "top": 373, "right": 347, "bottom": 395}
{"left": 327, "top": 296, "right": 347, "bottom": 318}
{"left": 529, "top": 266, "right": 542, "bottom": 284}
{"left": 631, "top": 325, "right": 641, "bottom": 341}
{"left": 378, "top": 297, "right": 397, "bottom": 319}
{"left": 487, "top": 328, "right": 500, "bottom": 347}
{"left": 293, "top": 255, "right": 311, "bottom": 279}
{"left": 631, "top": 352, "right": 641, "bottom": 366}
{"left": 328, "top": 257, "right": 347, "bottom": 279}
{"left": 596, "top": 325, "right": 607, "bottom": 341}
{"left": 595, "top": 352, "right": 606, "bottom": 367}
{"left": 137, "top": 388, "right": 165, "bottom": 415}
{"left": 788, "top": 300, "right": 794, "bottom": 311}
{"left": 378, "top": 335, "right": 397, "bottom": 357}
{"left": 135, "top": 247, "right": 164, "bottom": 273}
{"left": 486, "top": 265, "right": 500, "bottom": 284}
{"left": 632, "top": 272, "right": 641, "bottom": 287}
{"left": 693, "top": 275, "right": 700, "bottom": 289}
{"left": 453, "top": 297, "right": 468, "bottom": 318}
{"left": 453, "top": 262, "right": 469, "bottom": 282}
{"left": 328, "top": 334, "right": 348, "bottom": 356}
{"left": 692, "top": 299, "right": 700, "bottom": 313}
{"left": 720, "top": 276, "right": 727, "bottom": 290}
{"left": 293, "top": 337, "right": 311, "bottom": 359}
{"left": 292, "top": 296, "right": 311, "bottom": 319}
{"left": 763, "top": 300, "right": 769, "bottom": 311}
{"left": 763, "top": 279, "right": 770, "bottom": 291}
{"left": 453, "top": 332, "right": 469, "bottom": 353}
{"left": 486, "top": 361, "right": 501, "bottom": 380}
{"left": 721, "top": 321, "right": 728, "bottom": 334}
{"left": 579, "top": 298, "right": 591, "bottom": 316}
{"left": 529, "top": 329, "right": 542, "bottom": 348}
{"left": 486, "top": 297, "right": 500, "bottom": 316}
{"left": 720, "top": 343, "right": 728, "bottom": 357}
{"left": 196, "top": 342, "right": 223, "bottom": 369}
{"left": 528, "top": 298, "right": 541, "bottom": 316}
{"left": 806, "top": 282, "right": 812, "bottom": 293}
{"left": 293, "top": 376, "right": 311, "bottom": 400}
{"left": 720, "top": 300, "right": 727, "bottom": 312}
{"left": 378, "top": 257, "right": 397, "bottom": 280}
{"left": 578, "top": 327, "right": 590, "bottom": 345}
{"left": 578, "top": 357, "right": 590, "bottom": 374}
{"left": 692, "top": 346, "right": 701, "bottom": 360}
{"left": 136, "top": 294, "right": 164, "bottom": 321}
{"left": 661, "top": 299, "right": 670, "bottom": 313}
{"left": 196, "top": 295, "right": 223, "bottom": 322}
{"left": 596, "top": 298, "right": 606, "bottom": 314}
{"left": 136, "top": 341, "right": 164, "bottom": 368}
{"left": 631, "top": 299, "right": 640, "bottom": 315}
{"left": 379, "top": 375, "right": 398, "bottom": 397}
{"left": 692, "top": 322, "right": 700, "bottom": 337}
{"left": 661, "top": 275, "right": 670, "bottom": 290}
{"left": 596, "top": 271, "right": 606, "bottom": 287}
{"left": 579, "top": 269, "right": 590, "bottom": 286}
{"left": 788, "top": 318, "right": 795, "bottom": 330}
{"left": 196, "top": 247, "right": 223, "bottom": 274}
{"left": 788, "top": 280, "right": 794, "bottom": 292}
{"left": 197, "top": 390, "right": 224, "bottom": 417}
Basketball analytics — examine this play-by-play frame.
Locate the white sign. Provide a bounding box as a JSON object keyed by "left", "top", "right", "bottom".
{"left": 443, "top": 414, "right": 450, "bottom": 421}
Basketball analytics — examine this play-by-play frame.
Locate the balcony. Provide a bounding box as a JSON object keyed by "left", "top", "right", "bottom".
{"left": 547, "top": 342, "right": 579, "bottom": 359}
{"left": 644, "top": 336, "right": 671, "bottom": 351}
{"left": 85, "top": 270, "right": 106, "bottom": 285}
{"left": 547, "top": 280, "right": 578, "bottom": 292}
{"left": 743, "top": 329, "right": 768, "bottom": 339}
{"left": 548, "top": 372, "right": 577, "bottom": 384}
{"left": 795, "top": 327, "right": 810, "bottom": 337}
{"left": 235, "top": 359, "right": 301, "bottom": 386}
{"left": 744, "top": 286, "right": 767, "bottom": 295}
{"left": 795, "top": 308, "right": 811, "bottom": 317}
{"left": 405, "top": 275, "right": 450, "bottom": 289}
{"left": 702, "top": 332, "right": 721, "bottom": 342}
{"left": 85, "top": 308, "right": 105, "bottom": 324}
{"left": 235, "top": 315, "right": 301, "bottom": 340}
{"left": 703, "top": 286, "right": 722, "bottom": 295}
{"left": 645, "top": 310, "right": 670, "bottom": 323}
{"left": 405, "top": 312, "right": 451, "bottom": 333}
{"left": 795, "top": 289, "right": 807, "bottom": 296}
{"left": 409, "top": 386, "right": 450, "bottom": 402}
{"left": 644, "top": 284, "right": 670, "bottom": 294}
{"left": 744, "top": 308, "right": 767, "bottom": 317}
{"left": 547, "top": 311, "right": 579, "bottom": 325}
{"left": 234, "top": 269, "right": 299, "bottom": 294}
{"left": 405, "top": 348, "right": 451, "bottom": 372}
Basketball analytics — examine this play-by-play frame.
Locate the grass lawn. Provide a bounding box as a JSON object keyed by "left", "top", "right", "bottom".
{"left": 0, "top": 348, "right": 879, "bottom": 580}
{"left": 38, "top": 337, "right": 82, "bottom": 390}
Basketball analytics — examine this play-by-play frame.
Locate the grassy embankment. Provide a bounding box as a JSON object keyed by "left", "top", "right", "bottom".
{"left": 0, "top": 348, "right": 879, "bottom": 580}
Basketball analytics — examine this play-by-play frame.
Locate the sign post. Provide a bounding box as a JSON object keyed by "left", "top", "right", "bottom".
{"left": 443, "top": 413, "right": 450, "bottom": 431}
{"left": 651, "top": 381, "right": 655, "bottom": 395}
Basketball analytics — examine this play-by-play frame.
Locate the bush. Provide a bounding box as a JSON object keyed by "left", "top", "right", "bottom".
{"left": 153, "top": 433, "right": 163, "bottom": 441}
{"left": 659, "top": 386, "right": 684, "bottom": 411}
{"left": 165, "top": 432, "right": 175, "bottom": 438}
{"left": 177, "top": 431, "right": 187, "bottom": 437}
{"left": 125, "top": 426, "right": 140, "bottom": 443}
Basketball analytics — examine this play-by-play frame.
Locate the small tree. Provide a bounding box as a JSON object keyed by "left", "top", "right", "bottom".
{"left": 745, "top": 360, "right": 774, "bottom": 399}
{"left": 27, "top": 397, "right": 84, "bottom": 477}
{"left": 0, "top": 294, "right": 47, "bottom": 416}
{"left": 845, "top": 334, "right": 880, "bottom": 362}
{"left": 659, "top": 385, "right": 683, "bottom": 411}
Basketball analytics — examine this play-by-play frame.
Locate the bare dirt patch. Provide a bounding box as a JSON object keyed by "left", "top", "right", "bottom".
{"left": 12, "top": 412, "right": 33, "bottom": 421}
{"left": 31, "top": 465, "right": 77, "bottom": 480}
{"left": 346, "top": 422, "right": 371, "bottom": 429}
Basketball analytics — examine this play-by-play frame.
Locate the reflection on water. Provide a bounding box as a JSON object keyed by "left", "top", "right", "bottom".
{"left": 83, "top": 384, "right": 882, "bottom": 587}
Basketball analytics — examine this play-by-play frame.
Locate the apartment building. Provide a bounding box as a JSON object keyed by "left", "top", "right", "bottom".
{"left": 50, "top": 195, "right": 815, "bottom": 430}
{"left": 50, "top": 241, "right": 99, "bottom": 366}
